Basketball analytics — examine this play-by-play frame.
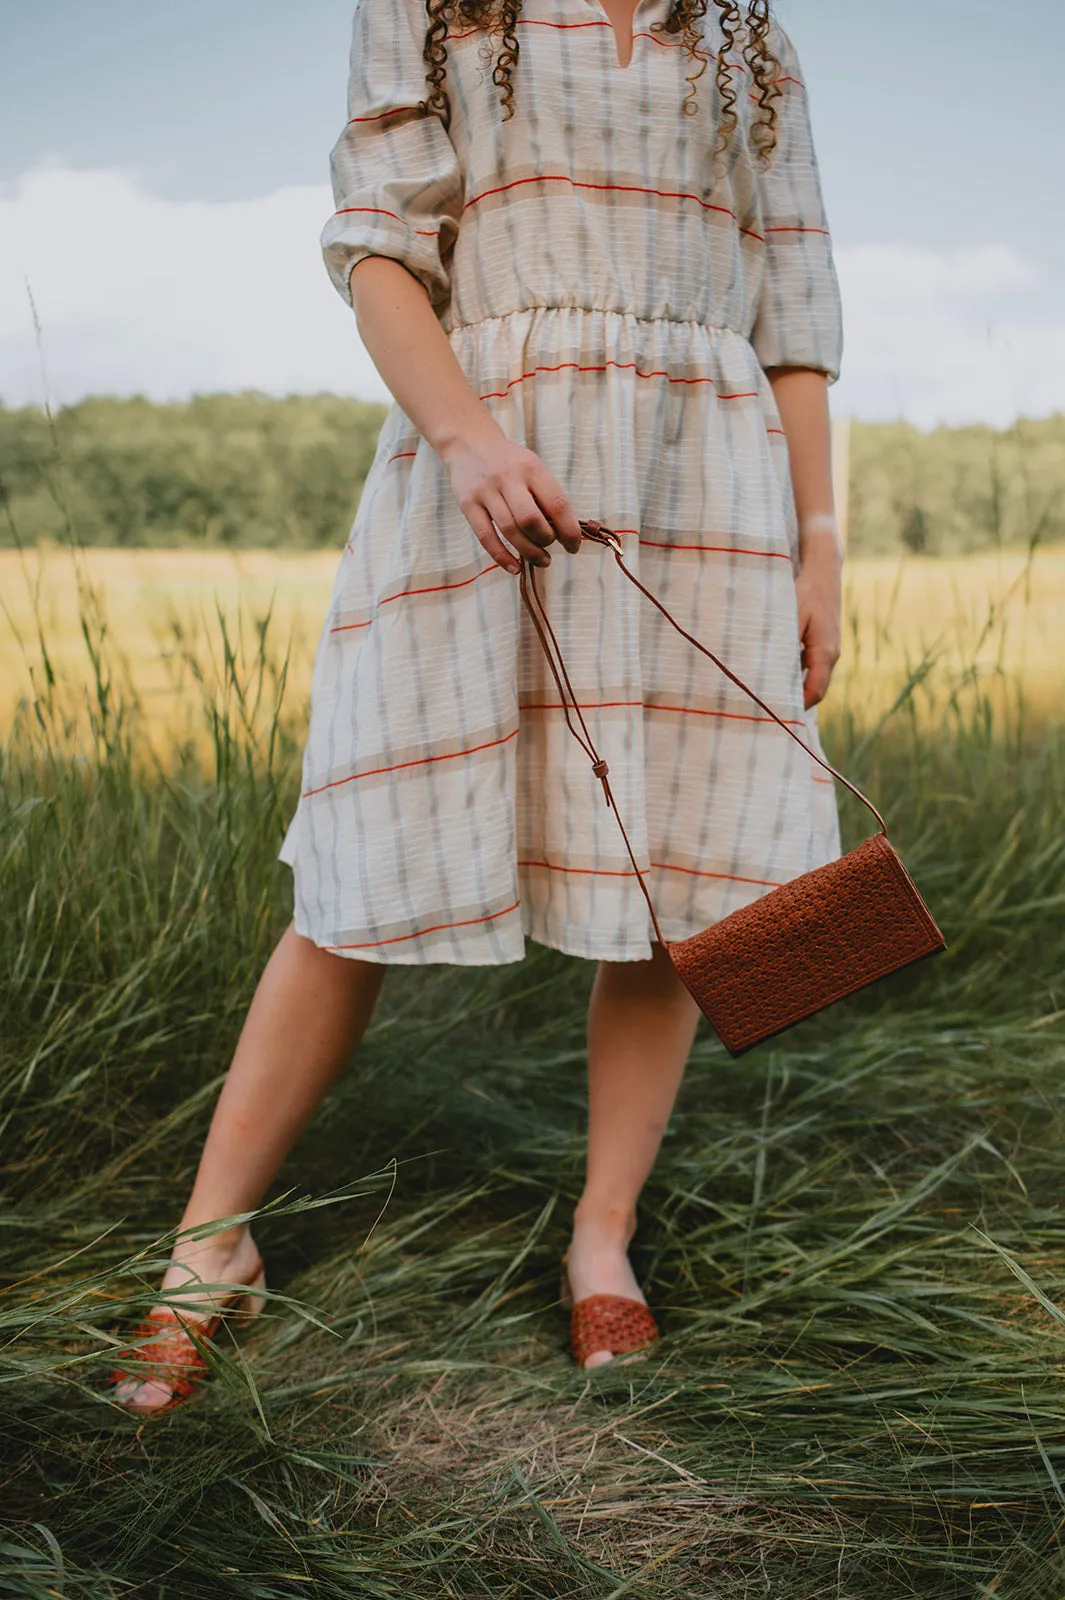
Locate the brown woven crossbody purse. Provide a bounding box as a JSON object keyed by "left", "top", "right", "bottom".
{"left": 518, "top": 519, "right": 947, "bottom": 1057}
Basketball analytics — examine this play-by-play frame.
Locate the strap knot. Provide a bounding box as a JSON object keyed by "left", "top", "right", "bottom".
{"left": 592, "top": 759, "right": 609, "bottom": 779}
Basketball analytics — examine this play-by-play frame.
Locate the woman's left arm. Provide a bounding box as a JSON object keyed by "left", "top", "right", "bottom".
{"left": 766, "top": 365, "right": 843, "bottom": 711}
{"left": 750, "top": 24, "right": 845, "bottom": 710}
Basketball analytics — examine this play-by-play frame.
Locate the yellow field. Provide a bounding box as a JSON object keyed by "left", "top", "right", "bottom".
{"left": 2, "top": 543, "right": 1062, "bottom": 754}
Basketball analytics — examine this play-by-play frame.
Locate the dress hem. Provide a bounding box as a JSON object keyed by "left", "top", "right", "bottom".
{"left": 287, "top": 892, "right": 725, "bottom": 969}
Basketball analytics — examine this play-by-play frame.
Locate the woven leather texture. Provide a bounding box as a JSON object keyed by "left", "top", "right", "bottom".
{"left": 570, "top": 1293, "right": 661, "bottom": 1367}
{"left": 109, "top": 1262, "right": 264, "bottom": 1414}
{"left": 109, "top": 1307, "right": 218, "bottom": 1411}
{"left": 668, "top": 833, "right": 946, "bottom": 1057}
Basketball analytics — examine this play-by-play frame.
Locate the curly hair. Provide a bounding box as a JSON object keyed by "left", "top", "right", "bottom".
{"left": 421, "top": 1, "right": 782, "bottom": 163}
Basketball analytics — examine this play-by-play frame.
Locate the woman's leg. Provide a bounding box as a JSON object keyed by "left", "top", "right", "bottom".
{"left": 114, "top": 923, "right": 385, "bottom": 1409}
{"left": 567, "top": 942, "right": 701, "bottom": 1367}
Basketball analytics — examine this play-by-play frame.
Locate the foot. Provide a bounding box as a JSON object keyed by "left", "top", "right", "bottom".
{"left": 564, "top": 1208, "right": 644, "bottom": 1369}
{"left": 112, "top": 1226, "right": 263, "bottom": 1413}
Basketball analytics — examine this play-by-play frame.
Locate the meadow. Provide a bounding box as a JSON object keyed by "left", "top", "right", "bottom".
{"left": 2, "top": 535, "right": 1064, "bottom": 1599}
{"left": 2, "top": 542, "right": 1063, "bottom": 748}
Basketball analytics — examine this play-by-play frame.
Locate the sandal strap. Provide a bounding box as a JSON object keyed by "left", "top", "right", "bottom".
{"left": 109, "top": 1312, "right": 214, "bottom": 1401}
{"left": 108, "top": 1259, "right": 265, "bottom": 1403}
{"left": 570, "top": 1293, "right": 660, "bottom": 1367}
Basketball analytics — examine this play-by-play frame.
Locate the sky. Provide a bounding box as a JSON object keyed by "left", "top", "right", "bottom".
{"left": 1, "top": 0, "right": 1063, "bottom": 427}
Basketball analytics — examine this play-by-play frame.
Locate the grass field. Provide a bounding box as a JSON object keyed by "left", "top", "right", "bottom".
{"left": 2, "top": 542, "right": 1065, "bottom": 1598}
{"left": 2, "top": 543, "right": 1062, "bottom": 750}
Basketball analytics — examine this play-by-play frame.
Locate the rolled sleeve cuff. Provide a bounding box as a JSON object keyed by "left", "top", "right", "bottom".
{"left": 321, "top": 208, "right": 453, "bottom": 311}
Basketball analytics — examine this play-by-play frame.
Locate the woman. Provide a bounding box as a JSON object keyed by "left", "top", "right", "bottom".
{"left": 111, "top": 0, "right": 844, "bottom": 1407}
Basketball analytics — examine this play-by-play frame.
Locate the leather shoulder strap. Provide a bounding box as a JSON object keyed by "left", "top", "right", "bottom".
{"left": 518, "top": 547, "right": 669, "bottom": 946}
{"left": 515, "top": 520, "right": 888, "bottom": 945}
{"left": 577, "top": 521, "right": 888, "bottom": 835}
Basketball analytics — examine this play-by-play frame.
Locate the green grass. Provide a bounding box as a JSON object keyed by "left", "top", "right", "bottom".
{"left": 2, "top": 584, "right": 1065, "bottom": 1600}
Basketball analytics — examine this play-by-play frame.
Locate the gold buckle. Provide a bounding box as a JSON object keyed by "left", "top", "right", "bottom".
{"left": 580, "top": 520, "right": 624, "bottom": 555}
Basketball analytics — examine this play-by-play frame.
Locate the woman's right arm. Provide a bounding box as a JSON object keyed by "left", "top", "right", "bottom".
{"left": 350, "top": 256, "right": 582, "bottom": 573}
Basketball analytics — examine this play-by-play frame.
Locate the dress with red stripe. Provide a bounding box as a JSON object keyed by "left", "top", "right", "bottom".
{"left": 280, "top": 0, "right": 844, "bottom": 965}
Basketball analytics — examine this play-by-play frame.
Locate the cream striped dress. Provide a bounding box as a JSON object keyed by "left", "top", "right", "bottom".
{"left": 279, "top": 0, "right": 845, "bottom": 965}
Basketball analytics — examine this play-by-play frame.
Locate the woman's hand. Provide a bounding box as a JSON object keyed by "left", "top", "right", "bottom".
{"left": 439, "top": 418, "right": 584, "bottom": 575}
{"left": 348, "top": 259, "right": 582, "bottom": 574}
{"left": 793, "top": 528, "right": 843, "bottom": 709}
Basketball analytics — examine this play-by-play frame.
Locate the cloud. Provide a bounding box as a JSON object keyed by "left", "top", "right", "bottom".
{"left": 1, "top": 165, "right": 1062, "bottom": 428}
{"left": 832, "top": 243, "right": 1065, "bottom": 428}
{"left": 0, "top": 163, "right": 388, "bottom": 407}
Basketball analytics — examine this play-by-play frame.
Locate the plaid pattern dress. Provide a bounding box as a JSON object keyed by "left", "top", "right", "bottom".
{"left": 279, "top": 0, "right": 845, "bottom": 965}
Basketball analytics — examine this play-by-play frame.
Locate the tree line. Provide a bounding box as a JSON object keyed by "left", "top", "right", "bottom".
{"left": 2, "top": 393, "right": 1062, "bottom": 556}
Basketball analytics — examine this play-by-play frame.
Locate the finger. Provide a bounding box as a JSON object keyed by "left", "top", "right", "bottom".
{"left": 502, "top": 484, "right": 559, "bottom": 552}
{"left": 529, "top": 471, "right": 583, "bottom": 554}
{"left": 463, "top": 501, "right": 521, "bottom": 575}
{"left": 802, "top": 649, "right": 838, "bottom": 709}
{"left": 804, "top": 644, "right": 841, "bottom": 672}
{"left": 803, "top": 660, "right": 831, "bottom": 709}
{"left": 484, "top": 491, "right": 552, "bottom": 567}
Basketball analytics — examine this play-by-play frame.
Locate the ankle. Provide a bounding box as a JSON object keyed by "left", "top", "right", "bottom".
{"left": 161, "top": 1226, "right": 259, "bottom": 1300}
{"left": 571, "top": 1199, "right": 638, "bottom": 1245}
{"left": 172, "top": 1222, "right": 254, "bottom": 1267}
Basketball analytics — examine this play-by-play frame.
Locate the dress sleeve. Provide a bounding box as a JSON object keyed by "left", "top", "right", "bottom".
{"left": 750, "top": 27, "right": 843, "bottom": 384}
{"left": 320, "top": 0, "right": 465, "bottom": 315}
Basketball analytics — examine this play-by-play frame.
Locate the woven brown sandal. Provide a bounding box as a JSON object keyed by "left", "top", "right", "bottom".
{"left": 560, "top": 1249, "right": 660, "bottom": 1368}
{"left": 109, "top": 1254, "right": 266, "bottom": 1416}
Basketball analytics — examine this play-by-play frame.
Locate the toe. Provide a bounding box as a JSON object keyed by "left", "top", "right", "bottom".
{"left": 113, "top": 1377, "right": 174, "bottom": 1412}
{"left": 583, "top": 1349, "right": 615, "bottom": 1369}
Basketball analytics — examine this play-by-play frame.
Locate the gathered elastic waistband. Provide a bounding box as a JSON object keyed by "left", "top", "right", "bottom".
{"left": 443, "top": 304, "right": 748, "bottom": 339}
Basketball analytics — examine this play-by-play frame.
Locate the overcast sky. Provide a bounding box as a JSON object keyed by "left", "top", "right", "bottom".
{"left": 1, "top": 0, "right": 1063, "bottom": 426}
